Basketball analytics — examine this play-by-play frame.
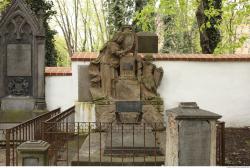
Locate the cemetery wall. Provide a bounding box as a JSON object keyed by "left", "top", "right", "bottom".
{"left": 45, "top": 53, "right": 250, "bottom": 127}
{"left": 45, "top": 67, "right": 74, "bottom": 111}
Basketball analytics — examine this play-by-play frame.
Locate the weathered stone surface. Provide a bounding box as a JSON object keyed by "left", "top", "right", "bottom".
{"left": 142, "top": 105, "right": 164, "bottom": 125}
{"left": 17, "top": 140, "right": 50, "bottom": 166}
{"left": 137, "top": 32, "right": 158, "bottom": 53}
{"left": 7, "top": 44, "right": 31, "bottom": 76}
{"left": 1, "top": 96, "right": 35, "bottom": 112}
{"left": 95, "top": 105, "right": 116, "bottom": 123}
{"left": 115, "top": 79, "right": 140, "bottom": 100}
{"left": 78, "top": 65, "right": 92, "bottom": 102}
{"left": 0, "top": 0, "right": 46, "bottom": 111}
{"left": 165, "top": 102, "right": 222, "bottom": 166}
{"left": 179, "top": 120, "right": 211, "bottom": 166}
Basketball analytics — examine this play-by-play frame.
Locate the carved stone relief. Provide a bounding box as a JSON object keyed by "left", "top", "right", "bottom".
{"left": 8, "top": 77, "right": 30, "bottom": 96}
{"left": 88, "top": 25, "right": 164, "bottom": 124}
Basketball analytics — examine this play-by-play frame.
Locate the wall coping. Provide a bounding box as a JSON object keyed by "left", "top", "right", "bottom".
{"left": 71, "top": 52, "right": 250, "bottom": 62}
{"left": 45, "top": 67, "right": 72, "bottom": 76}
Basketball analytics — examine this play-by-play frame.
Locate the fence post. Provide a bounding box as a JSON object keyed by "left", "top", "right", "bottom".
{"left": 41, "top": 122, "right": 45, "bottom": 141}
{"left": 221, "top": 122, "right": 225, "bottom": 166}
{"left": 6, "top": 129, "right": 11, "bottom": 166}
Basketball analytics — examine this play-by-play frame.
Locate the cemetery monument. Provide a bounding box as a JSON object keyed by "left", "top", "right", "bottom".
{"left": 0, "top": 0, "right": 47, "bottom": 121}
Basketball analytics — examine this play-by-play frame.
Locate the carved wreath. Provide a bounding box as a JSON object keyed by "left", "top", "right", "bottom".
{"left": 8, "top": 77, "right": 29, "bottom": 96}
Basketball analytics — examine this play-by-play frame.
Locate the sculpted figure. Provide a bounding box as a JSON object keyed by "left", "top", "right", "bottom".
{"left": 141, "top": 55, "right": 163, "bottom": 100}
{"left": 89, "top": 25, "right": 137, "bottom": 101}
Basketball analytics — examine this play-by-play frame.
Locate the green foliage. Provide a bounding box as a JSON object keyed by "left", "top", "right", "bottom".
{"left": 104, "top": 0, "right": 134, "bottom": 36}
{"left": 55, "top": 35, "right": 71, "bottom": 67}
{"left": 134, "top": 0, "right": 156, "bottom": 32}
{"left": 214, "top": 0, "right": 250, "bottom": 54}
{"left": 0, "top": 0, "right": 10, "bottom": 12}
{"left": 26, "top": 0, "right": 58, "bottom": 66}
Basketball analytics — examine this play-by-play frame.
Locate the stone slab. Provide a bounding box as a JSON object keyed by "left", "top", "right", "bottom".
{"left": 7, "top": 44, "right": 31, "bottom": 76}
{"left": 1, "top": 96, "right": 35, "bottom": 112}
{"left": 137, "top": 32, "right": 158, "bottom": 53}
{"left": 179, "top": 120, "right": 211, "bottom": 166}
{"left": 115, "top": 80, "right": 140, "bottom": 100}
{"left": 78, "top": 65, "right": 92, "bottom": 102}
{"left": 116, "top": 101, "right": 142, "bottom": 113}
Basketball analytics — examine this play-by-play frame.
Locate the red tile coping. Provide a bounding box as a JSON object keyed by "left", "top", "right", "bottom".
{"left": 71, "top": 52, "right": 250, "bottom": 62}
{"left": 45, "top": 67, "right": 72, "bottom": 76}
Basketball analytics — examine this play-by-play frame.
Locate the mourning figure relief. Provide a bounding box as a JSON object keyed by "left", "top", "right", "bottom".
{"left": 89, "top": 25, "right": 163, "bottom": 103}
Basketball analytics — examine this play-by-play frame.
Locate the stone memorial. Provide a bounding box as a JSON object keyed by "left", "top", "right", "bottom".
{"left": 73, "top": 25, "right": 165, "bottom": 165}
{"left": 0, "top": 0, "right": 46, "bottom": 114}
{"left": 165, "top": 102, "right": 221, "bottom": 166}
{"left": 89, "top": 25, "right": 164, "bottom": 125}
{"left": 17, "top": 140, "right": 50, "bottom": 166}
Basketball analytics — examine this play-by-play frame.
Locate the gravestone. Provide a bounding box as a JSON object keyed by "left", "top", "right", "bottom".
{"left": 165, "top": 102, "right": 221, "bottom": 166}
{"left": 0, "top": 0, "right": 46, "bottom": 114}
{"left": 73, "top": 25, "right": 166, "bottom": 165}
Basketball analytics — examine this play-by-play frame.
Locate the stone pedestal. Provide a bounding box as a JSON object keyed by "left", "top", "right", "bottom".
{"left": 1, "top": 96, "right": 35, "bottom": 112}
{"left": 165, "top": 102, "right": 221, "bottom": 166}
{"left": 17, "top": 140, "right": 50, "bottom": 166}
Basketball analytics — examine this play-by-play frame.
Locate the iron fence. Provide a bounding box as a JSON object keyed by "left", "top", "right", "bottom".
{"left": 42, "top": 122, "right": 166, "bottom": 166}
{"left": 5, "top": 108, "right": 61, "bottom": 166}
{"left": 4, "top": 106, "right": 225, "bottom": 166}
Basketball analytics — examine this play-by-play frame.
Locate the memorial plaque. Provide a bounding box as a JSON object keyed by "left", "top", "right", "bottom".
{"left": 137, "top": 32, "right": 158, "bottom": 53}
{"left": 179, "top": 120, "right": 211, "bottom": 166}
{"left": 116, "top": 101, "right": 142, "bottom": 113}
{"left": 7, "top": 44, "right": 31, "bottom": 76}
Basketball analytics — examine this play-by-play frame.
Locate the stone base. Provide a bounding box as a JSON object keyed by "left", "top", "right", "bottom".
{"left": 1, "top": 96, "right": 35, "bottom": 112}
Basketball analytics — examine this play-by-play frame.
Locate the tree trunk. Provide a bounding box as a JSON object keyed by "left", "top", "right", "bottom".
{"left": 196, "top": 0, "right": 222, "bottom": 54}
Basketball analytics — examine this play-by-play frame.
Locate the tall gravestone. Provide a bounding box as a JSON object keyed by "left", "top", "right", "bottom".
{"left": 0, "top": 0, "right": 46, "bottom": 113}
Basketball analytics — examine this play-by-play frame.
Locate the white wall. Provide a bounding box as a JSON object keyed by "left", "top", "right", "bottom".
{"left": 155, "top": 61, "right": 250, "bottom": 127}
{"left": 45, "top": 76, "right": 74, "bottom": 111}
{"left": 46, "top": 61, "right": 250, "bottom": 127}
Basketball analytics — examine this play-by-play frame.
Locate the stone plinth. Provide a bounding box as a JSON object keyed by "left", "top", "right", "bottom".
{"left": 165, "top": 102, "right": 221, "bottom": 166}
{"left": 17, "top": 140, "right": 50, "bottom": 166}
{"left": 1, "top": 96, "right": 35, "bottom": 112}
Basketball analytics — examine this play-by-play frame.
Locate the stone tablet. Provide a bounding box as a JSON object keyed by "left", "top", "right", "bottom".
{"left": 116, "top": 101, "right": 142, "bottom": 113}
{"left": 179, "top": 120, "right": 211, "bottom": 166}
{"left": 7, "top": 44, "right": 32, "bottom": 76}
{"left": 137, "top": 32, "right": 158, "bottom": 53}
{"left": 78, "top": 65, "right": 92, "bottom": 102}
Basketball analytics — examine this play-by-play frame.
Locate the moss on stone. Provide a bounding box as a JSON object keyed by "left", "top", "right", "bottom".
{"left": 0, "top": 110, "right": 47, "bottom": 123}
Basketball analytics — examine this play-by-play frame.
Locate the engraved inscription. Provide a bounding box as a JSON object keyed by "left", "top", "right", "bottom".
{"left": 7, "top": 44, "right": 32, "bottom": 76}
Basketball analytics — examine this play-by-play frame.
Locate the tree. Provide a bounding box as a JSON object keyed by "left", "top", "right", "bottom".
{"left": 196, "top": 0, "right": 222, "bottom": 54}
{"left": 214, "top": 0, "right": 250, "bottom": 54}
{"left": 104, "top": 0, "right": 134, "bottom": 36}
